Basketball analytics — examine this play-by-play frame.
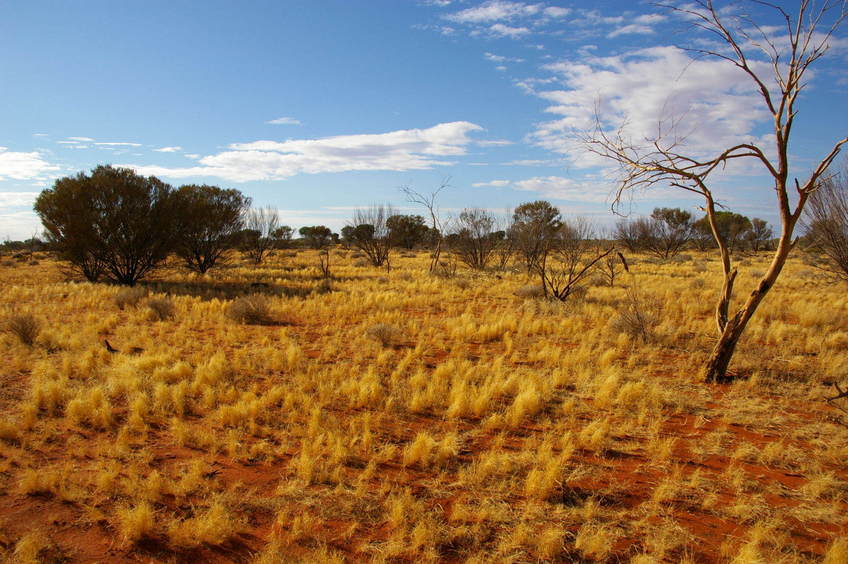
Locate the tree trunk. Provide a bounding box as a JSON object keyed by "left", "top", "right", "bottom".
{"left": 702, "top": 235, "right": 794, "bottom": 382}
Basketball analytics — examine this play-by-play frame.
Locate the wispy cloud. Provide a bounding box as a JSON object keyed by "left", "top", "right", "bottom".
{"left": 154, "top": 146, "right": 183, "bottom": 153}
{"left": 529, "top": 45, "right": 771, "bottom": 171}
{"left": 446, "top": 1, "right": 543, "bottom": 24}
{"left": 484, "top": 52, "right": 525, "bottom": 63}
{"left": 120, "top": 121, "right": 484, "bottom": 182}
{"left": 0, "top": 148, "right": 59, "bottom": 181}
{"left": 267, "top": 116, "right": 302, "bottom": 126}
{"left": 94, "top": 142, "right": 142, "bottom": 147}
{"left": 489, "top": 23, "right": 530, "bottom": 37}
{"left": 473, "top": 175, "right": 612, "bottom": 202}
{"left": 0, "top": 191, "right": 41, "bottom": 207}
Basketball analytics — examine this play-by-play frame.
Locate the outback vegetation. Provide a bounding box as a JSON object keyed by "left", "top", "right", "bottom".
{"left": 1, "top": 239, "right": 847, "bottom": 563}
{"left": 2, "top": 1, "right": 847, "bottom": 563}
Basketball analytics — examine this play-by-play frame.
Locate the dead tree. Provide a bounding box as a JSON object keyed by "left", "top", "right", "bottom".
{"left": 588, "top": 0, "right": 847, "bottom": 382}
{"left": 401, "top": 178, "right": 450, "bottom": 272}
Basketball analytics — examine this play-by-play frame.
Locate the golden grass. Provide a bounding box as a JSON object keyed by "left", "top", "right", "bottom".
{"left": 0, "top": 250, "right": 846, "bottom": 562}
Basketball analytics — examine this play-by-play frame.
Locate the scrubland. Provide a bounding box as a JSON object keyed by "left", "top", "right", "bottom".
{"left": 0, "top": 249, "right": 846, "bottom": 563}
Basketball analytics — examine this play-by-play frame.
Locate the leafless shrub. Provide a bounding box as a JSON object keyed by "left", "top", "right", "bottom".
{"left": 353, "top": 259, "right": 370, "bottom": 267}
{"left": 366, "top": 323, "right": 403, "bottom": 347}
{"left": 226, "top": 294, "right": 273, "bottom": 325}
{"left": 147, "top": 297, "right": 175, "bottom": 321}
{"left": 6, "top": 312, "right": 40, "bottom": 346}
{"left": 115, "top": 287, "right": 148, "bottom": 310}
{"left": 803, "top": 167, "right": 848, "bottom": 282}
{"left": 611, "top": 286, "right": 662, "bottom": 343}
{"left": 690, "top": 278, "right": 706, "bottom": 289}
{"left": 693, "top": 261, "right": 707, "bottom": 273}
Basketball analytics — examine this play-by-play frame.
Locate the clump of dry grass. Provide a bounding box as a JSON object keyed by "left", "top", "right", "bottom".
{"left": 226, "top": 294, "right": 273, "bottom": 325}
{"left": 366, "top": 323, "right": 403, "bottom": 346}
{"left": 147, "top": 297, "right": 175, "bottom": 321}
{"left": 6, "top": 312, "right": 40, "bottom": 346}
{"left": 611, "top": 286, "right": 662, "bottom": 343}
{"left": 515, "top": 284, "right": 545, "bottom": 299}
{"left": 115, "top": 286, "right": 148, "bottom": 309}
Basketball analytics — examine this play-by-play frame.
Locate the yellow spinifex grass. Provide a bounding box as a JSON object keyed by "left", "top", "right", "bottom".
{"left": 0, "top": 249, "right": 845, "bottom": 562}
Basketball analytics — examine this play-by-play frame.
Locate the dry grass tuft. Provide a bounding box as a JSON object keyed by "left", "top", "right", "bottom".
{"left": 114, "top": 286, "right": 148, "bottom": 309}
{"left": 515, "top": 284, "right": 545, "bottom": 299}
{"left": 366, "top": 323, "right": 403, "bottom": 346}
{"left": 147, "top": 297, "right": 175, "bottom": 321}
{"left": 226, "top": 294, "right": 273, "bottom": 325}
{"left": 6, "top": 312, "right": 40, "bottom": 346}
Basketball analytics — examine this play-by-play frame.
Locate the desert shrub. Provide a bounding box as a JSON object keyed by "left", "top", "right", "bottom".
{"left": 147, "top": 298, "right": 175, "bottom": 321}
{"left": 226, "top": 294, "right": 273, "bottom": 325}
{"left": 1, "top": 259, "right": 14, "bottom": 267}
{"left": 366, "top": 323, "right": 402, "bottom": 346}
{"left": 115, "top": 287, "right": 148, "bottom": 310}
{"left": 690, "top": 278, "right": 705, "bottom": 289}
{"left": 6, "top": 312, "right": 40, "bottom": 346}
{"left": 611, "top": 287, "right": 662, "bottom": 343}
{"left": 28, "top": 260, "right": 39, "bottom": 266}
{"left": 515, "top": 284, "right": 545, "bottom": 299}
{"left": 693, "top": 261, "right": 708, "bottom": 273}
{"left": 353, "top": 259, "right": 370, "bottom": 267}
{"left": 351, "top": 252, "right": 365, "bottom": 259}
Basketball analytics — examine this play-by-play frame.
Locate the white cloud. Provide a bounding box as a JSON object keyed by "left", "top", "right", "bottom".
{"left": 447, "top": 1, "right": 542, "bottom": 23}
{"left": 475, "top": 176, "right": 612, "bottom": 201}
{"left": 67, "top": 136, "right": 94, "bottom": 142}
{"left": 489, "top": 23, "right": 530, "bottom": 37}
{"left": 267, "top": 116, "right": 302, "bottom": 126}
{"left": 484, "top": 52, "right": 524, "bottom": 63}
{"left": 0, "top": 192, "right": 40, "bottom": 207}
{"left": 472, "top": 179, "right": 511, "bottom": 187}
{"left": 119, "top": 121, "right": 483, "bottom": 182}
{"left": 607, "top": 24, "right": 655, "bottom": 38}
{"left": 0, "top": 211, "right": 42, "bottom": 240}
{"left": 184, "top": 154, "right": 201, "bottom": 159}
{"left": 154, "top": 146, "right": 183, "bottom": 153}
{"left": 476, "top": 139, "right": 513, "bottom": 146}
{"left": 94, "top": 142, "right": 142, "bottom": 147}
{"left": 0, "top": 148, "right": 59, "bottom": 181}
{"left": 543, "top": 6, "right": 570, "bottom": 18}
{"left": 530, "top": 45, "right": 772, "bottom": 170}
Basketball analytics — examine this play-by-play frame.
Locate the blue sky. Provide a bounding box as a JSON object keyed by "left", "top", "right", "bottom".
{"left": 1, "top": 0, "right": 846, "bottom": 239}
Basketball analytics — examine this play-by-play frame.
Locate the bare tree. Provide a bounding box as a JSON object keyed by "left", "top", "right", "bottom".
{"left": 588, "top": 0, "right": 847, "bottom": 382}
{"left": 242, "top": 206, "right": 280, "bottom": 264}
{"left": 537, "top": 218, "right": 614, "bottom": 301}
{"left": 803, "top": 166, "right": 848, "bottom": 281}
{"left": 401, "top": 178, "right": 450, "bottom": 272}
{"left": 348, "top": 204, "right": 395, "bottom": 267}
